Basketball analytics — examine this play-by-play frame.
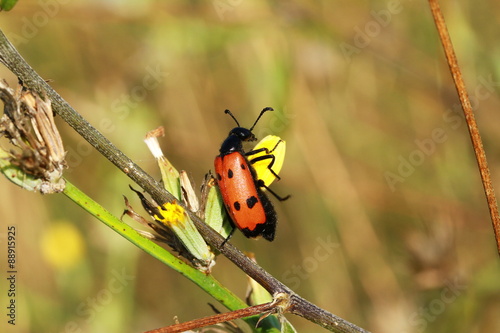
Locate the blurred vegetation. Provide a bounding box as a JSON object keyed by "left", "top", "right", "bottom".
{"left": 1, "top": 1, "right": 499, "bottom": 332}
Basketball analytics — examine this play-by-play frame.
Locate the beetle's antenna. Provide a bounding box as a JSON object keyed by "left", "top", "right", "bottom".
{"left": 249, "top": 107, "right": 274, "bottom": 131}
{"left": 224, "top": 109, "right": 240, "bottom": 127}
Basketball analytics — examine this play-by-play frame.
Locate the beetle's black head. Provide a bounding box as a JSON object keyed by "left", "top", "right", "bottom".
{"left": 228, "top": 127, "right": 257, "bottom": 142}
{"left": 219, "top": 128, "right": 256, "bottom": 155}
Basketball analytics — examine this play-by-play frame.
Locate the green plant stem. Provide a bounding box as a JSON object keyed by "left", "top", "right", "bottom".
{"left": 0, "top": 29, "right": 370, "bottom": 333}
{"left": 62, "top": 178, "right": 270, "bottom": 330}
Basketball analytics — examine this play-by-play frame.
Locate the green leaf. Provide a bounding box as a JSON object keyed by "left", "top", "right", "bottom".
{"left": 0, "top": 0, "right": 18, "bottom": 11}
{"left": 280, "top": 317, "right": 298, "bottom": 333}
{"left": 144, "top": 129, "right": 182, "bottom": 199}
{"left": 204, "top": 184, "right": 232, "bottom": 238}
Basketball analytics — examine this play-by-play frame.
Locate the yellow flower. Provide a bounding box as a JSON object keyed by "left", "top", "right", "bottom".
{"left": 155, "top": 202, "right": 214, "bottom": 271}
{"left": 40, "top": 221, "right": 85, "bottom": 270}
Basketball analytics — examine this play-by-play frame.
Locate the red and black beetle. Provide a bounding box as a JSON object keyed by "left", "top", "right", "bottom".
{"left": 214, "top": 107, "right": 289, "bottom": 242}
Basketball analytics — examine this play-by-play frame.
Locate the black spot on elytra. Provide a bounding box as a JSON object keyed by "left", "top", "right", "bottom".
{"left": 241, "top": 164, "right": 246, "bottom": 170}
{"left": 233, "top": 201, "right": 241, "bottom": 211}
{"left": 246, "top": 196, "right": 258, "bottom": 209}
{"left": 227, "top": 169, "right": 234, "bottom": 178}
{"left": 216, "top": 173, "right": 222, "bottom": 181}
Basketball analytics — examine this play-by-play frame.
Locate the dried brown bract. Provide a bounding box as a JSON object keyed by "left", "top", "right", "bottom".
{"left": 0, "top": 80, "right": 66, "bottom": 193}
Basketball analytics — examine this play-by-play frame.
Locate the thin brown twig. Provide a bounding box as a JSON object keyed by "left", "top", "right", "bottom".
{"left": 145, "top": 301, "right": 277, "bottom": 333}
{"left": 428, "top": 0, "right": 500, "bottom": 255}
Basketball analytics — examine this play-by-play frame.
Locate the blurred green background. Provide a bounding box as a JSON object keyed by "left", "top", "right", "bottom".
{"left": 1, "top": 1, "right": 499, "bottom": 332}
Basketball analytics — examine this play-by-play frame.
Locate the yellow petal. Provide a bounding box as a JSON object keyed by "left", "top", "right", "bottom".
{"left": 249, "top": 135, "right": 286, "bottom": 188}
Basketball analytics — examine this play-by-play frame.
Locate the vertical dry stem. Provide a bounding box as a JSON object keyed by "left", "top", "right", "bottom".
{"left": 428, "top": 0, "right": 500, "bottom": 254}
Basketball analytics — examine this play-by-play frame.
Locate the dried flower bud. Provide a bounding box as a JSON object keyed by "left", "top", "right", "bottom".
{"left": 0, "top": 81, "right": 66, "bottom": 193}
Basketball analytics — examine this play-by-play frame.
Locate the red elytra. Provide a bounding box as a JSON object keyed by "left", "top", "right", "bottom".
{"left": 215, "top": 151, "right": 276, "bottom": 241}
{"left": 214, "top": 107, "right": 286, "bottom": 242}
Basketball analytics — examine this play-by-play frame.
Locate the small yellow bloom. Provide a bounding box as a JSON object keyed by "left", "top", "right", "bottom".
{"left": 155, "top": 202, "right": 214, "bottom": 271}
{"left": 155, "top": 202, "right": 185, "bottom": 227}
